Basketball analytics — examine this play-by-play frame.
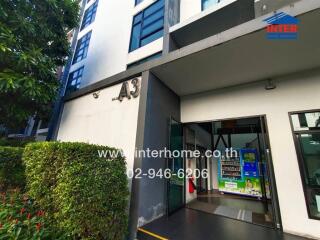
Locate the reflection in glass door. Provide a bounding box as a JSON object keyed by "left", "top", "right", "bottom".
{"left": 259, "top": 116, "right": 281, "bottom": 228}
{"left": 291, "top": 111, "right": 320, "bottom": 220}
{"left": 167, "top": 118, "right": 185, "bottom": 215}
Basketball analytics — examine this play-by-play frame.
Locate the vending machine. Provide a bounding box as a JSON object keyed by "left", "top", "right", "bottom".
{"left": 241, "top": 149, "right": 262, "bottom": 198}
{"left": 218, "top": 148, "right": 262, "bottom": 198}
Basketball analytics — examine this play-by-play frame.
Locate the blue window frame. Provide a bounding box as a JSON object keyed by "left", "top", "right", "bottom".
{"left": 202, "top": 0, "right": 221, "bottom": 10}
{"left": 72, "top": 31, "right": 92, "bottom": 64}
{"left": 135, "top": 0, "right": 144, "bottom": 6}
{"left": 81, "top": 0, "right": 99, "bottom": 30}
{"left": 66, "top": 66, "right": 84, "bottom": 93}
{"left": 129, "top": 0, "right": 164, "bottom": 52}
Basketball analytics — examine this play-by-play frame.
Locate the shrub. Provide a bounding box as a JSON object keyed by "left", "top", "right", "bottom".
{"left": 23, "top": 142, "right": 129, "bottom": 240}
{"left": 0, "top": 146, "right": 25, "bottom": 191}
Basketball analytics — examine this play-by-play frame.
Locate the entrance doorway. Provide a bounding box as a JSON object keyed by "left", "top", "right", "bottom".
{"left": 167, "top": 116, "right": 281, "bottom": 228}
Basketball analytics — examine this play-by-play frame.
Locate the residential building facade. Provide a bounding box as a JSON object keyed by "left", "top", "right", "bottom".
{"left": 51, "top": 0, "right": 320, "bottom": 239}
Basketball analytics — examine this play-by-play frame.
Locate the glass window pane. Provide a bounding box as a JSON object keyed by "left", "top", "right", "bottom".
{"left": 291, "top": 112, "right": 320, "bottom": 131}
{"left": 141, "top": 29, "right": 163, "bottom": 47}
{"left": 144, "top": 0, "right": 164, "bottom": 18}
{"left": 130, "top": 24, "right": 142, "bottom": 51}
{"left": 129, "top": 0, "right": 164, "bottom": 52}
{"left": 306, "top": 188, "right": 320, "bottom": 219}
{"left": 299, "top": 133, "right": 320, "bottom": 187}
{"left": 143, "top": 10, "right": 164, "bottom": 27}
{"left": 141, "top": 18, "right": 163, "bottom": 38}
{"left": 77, "top": 49, "right": 84, "bottom": 56}
{"left": 135, "top": 0, "right": 144, "bottom": 6}
{"left": 81, "top": 0, "right": 98, "bottom": 30}
{"left": 73, "top": 31, "right": 92, "bottom": 64}
{"left": 133, "top": 12, "right": 143, "bottom": 24}
{"left": 202, "top": 0, "right": 220, "bottom": 10}
{"left": 67, "top": 66, "right": 84, "bottom": 93}
{"left": 83, "top": 47, "right": 89, "bottom": 58}
{"left": 298, "top": 133, "right": 320, "bottom": 219}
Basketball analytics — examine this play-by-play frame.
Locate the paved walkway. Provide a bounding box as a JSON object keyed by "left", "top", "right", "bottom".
{"left": 137, "top": 208, "right": 309, "bottom": 240}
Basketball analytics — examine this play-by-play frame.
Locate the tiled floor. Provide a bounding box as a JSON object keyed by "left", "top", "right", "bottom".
{"left": 137, "top": 208, "right": 309, "bottom": 240}
{"left": 187, "top": 191, "right": 273, "bottom": 226}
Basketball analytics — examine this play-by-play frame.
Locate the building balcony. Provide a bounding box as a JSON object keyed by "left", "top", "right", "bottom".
{"left": 166, "top": 0, "right": 300, "bottom": 51}
{"left": 169, "top": 0, "right": 254, "bottom": 49}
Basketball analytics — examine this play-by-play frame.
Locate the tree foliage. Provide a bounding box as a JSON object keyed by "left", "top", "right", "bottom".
{"left": 0, "top": 0, "right": 79, "bottom": 130}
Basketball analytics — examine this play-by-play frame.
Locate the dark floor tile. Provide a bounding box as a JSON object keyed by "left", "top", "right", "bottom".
{"left": 138, "top": 208, "right": 309, "bottom": 240}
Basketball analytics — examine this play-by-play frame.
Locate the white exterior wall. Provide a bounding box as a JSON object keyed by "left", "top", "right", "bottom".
{"left": 180, "top": 0, "right": 202, "bottom": 22}
{"left": 180, "top": 69, "right": 320, "bottom": 239}
{"left": 69, "top": 0, "right": 163, "bottom": 88}
{"left": 70, "top": 0, "right": 241, "bottom": 88}
{"left": 57, "top": 81, "right": 140, "bottom": 176}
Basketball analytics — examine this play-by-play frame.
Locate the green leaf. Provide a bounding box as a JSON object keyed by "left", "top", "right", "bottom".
{"left": 0, "top": 0, "right": 80, "bottom": 129}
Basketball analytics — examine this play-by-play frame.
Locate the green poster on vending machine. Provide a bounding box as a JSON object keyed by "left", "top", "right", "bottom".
{"left": 218, "top": 149, "right": 262, "bottom": 198}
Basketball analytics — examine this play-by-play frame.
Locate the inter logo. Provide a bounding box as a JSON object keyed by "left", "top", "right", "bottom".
{"left": 263, "top": 12, "right": 299, "bottom": 40}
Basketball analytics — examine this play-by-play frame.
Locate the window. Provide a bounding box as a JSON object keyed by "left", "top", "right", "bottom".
{"left": 72, "top": 31, "right": 92, "bottom": 64}
{"left": 290, "top": 110, "right": 320, "bottom": 220}
{"left": 129, "top": 0, "right": 164, "bottom": 52}
{"left": 81, "top": 0, "right": 99, "bottom": 30}
{"left": 127, "top": 52, "right": 162, "bottom": 68}
{"left": 135, "top": 0, "right": 144, "bottom": 6}
{"left": 66, "top": 66, "right": 84, "bottom": 93}
{"left": 202, "top": 0, "right": 221, "bottom": 10}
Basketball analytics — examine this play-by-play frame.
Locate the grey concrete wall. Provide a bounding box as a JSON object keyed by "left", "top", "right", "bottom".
{"left": 163, "top": 0, "right": 181, "bottom": 54}
{"left": 170, "top": 0, "right": 255, "bottom": 48}
{"left": 255, "top": 0, "right": 301, "bottom": 18}
{"left": 137, "top": 72, "right": 180, "bottom": 226}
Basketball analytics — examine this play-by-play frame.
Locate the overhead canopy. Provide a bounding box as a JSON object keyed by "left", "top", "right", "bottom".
{"left": 152, "top": 8, "right": 320, "bottom": 96}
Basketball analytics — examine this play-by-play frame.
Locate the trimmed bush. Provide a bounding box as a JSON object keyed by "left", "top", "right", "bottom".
{"left": 23, "top": 142, "right": 129, "bottom": 240}
{"left": 0, "top": 146, "right": 25, "bottom": 191}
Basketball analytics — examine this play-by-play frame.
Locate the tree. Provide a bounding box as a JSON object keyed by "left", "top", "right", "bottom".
{"left": 0, "top": 0, "right": 79, "bottom": 130}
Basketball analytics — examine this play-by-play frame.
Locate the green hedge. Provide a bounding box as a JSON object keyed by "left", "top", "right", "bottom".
{"left": 0, "top": 146, "right": 25, "bottom": 191}
{"left": 23, "top": 142, "right": 129, "bottom": 240}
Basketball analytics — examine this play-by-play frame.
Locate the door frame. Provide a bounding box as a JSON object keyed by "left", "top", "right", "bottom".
{"left": 166, "top": 117, "right": 186, "bottom": 216}
{"left": 288, "top": 109, "right": 320, "bottom": 221}
{"left": 259, "top": 115, "right": 283, "bottom": 229}
{"left": 196, "top": 145, "right": 209, "bottom": 193}
{"left": 180, "top": 114, "right": 283, "bottom": 230}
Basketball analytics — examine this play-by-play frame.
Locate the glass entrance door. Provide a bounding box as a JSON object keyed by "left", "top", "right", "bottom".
{"left": 196, "top": 147, "right": 208, "bottom": 193}
{"left": 184, "top": 116, "right": 281, "bottom": 228}
{"left": 167, "top": 118, "right": 185, "bottom": 215}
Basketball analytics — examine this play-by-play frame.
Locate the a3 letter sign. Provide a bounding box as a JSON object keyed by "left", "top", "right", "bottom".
{"left": 112, "top": 77, "right": 141, "bottom": 102}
